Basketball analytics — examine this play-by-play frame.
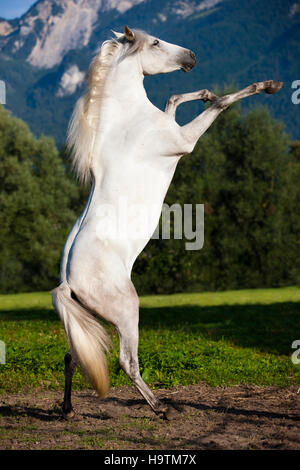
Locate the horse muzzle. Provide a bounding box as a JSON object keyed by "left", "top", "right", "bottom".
{"left": 180, "top": 50, "right": 196, "bottom": 72}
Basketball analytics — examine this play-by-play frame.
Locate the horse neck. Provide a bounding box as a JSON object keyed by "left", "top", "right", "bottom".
{"left": 104, "top": 54, "right": 148, "bottom": 110}
{"left": 90, "top": 54, "right": 150, "bottom": 187}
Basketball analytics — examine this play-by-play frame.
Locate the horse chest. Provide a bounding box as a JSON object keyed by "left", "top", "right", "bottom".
{"left": 97, "top": 108, "right": 183, "bottom": 159}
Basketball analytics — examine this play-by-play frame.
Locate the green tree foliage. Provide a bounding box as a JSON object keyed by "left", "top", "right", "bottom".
{"left": 0, "top": 105, "right": 78, "bottom": 293}
{"left": 132, "top": 103, "right": 300, "bottom": 294}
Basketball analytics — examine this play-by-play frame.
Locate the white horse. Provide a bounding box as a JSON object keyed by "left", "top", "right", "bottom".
{"left": 52, "top": 26, "right": 282, "bottom": 419}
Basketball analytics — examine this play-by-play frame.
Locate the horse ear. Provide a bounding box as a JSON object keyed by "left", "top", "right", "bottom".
{"left": 124, "top": 25, "right": 135, "bottom": 42}
{"left": 111, "top": 30, "right": 123, "bottom": 39}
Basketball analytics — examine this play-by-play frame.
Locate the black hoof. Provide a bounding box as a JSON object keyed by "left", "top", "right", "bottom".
{"left": 62, "top": 407, "right": 75, "bottom": 420}
{"left": 265, "top": 81, "right": 283, "bottom": 94}
{"left": 158, "top": 405, "right": 179, "bottom": 421}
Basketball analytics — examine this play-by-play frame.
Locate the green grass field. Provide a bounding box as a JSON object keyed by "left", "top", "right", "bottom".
{"left": 0, "top": 287, "right": 300, "bottom": 393}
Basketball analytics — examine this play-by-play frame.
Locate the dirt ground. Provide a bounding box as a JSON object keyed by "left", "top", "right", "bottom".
{"left": 0, "top": 383, "right": 299, "bottom": 450}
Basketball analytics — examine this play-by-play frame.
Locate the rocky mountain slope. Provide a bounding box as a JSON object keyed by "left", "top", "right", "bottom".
{"left": 0, "top": 0, "right": 299, "bottom": 144}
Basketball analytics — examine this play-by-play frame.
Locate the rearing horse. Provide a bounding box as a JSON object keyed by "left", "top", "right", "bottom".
{"left": 52, "top": 26, "right": 282, "bottom": 419}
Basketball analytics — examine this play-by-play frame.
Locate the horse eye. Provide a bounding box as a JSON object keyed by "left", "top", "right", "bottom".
{"left": 153, "top": 39, "right": 159, "bottom": 46}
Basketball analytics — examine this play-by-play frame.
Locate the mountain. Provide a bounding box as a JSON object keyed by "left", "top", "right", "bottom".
{"left": 0, "top": 0, "right": 299, "bottom": 145}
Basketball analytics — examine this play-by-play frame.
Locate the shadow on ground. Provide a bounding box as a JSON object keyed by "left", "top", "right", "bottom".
{"left": 1, "top": 300, "right": 299, "bottom": 355}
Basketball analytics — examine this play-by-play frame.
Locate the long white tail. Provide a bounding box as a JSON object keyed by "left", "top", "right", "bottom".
{"left": 52, "top": 282, "right": 111, "bottom": 398}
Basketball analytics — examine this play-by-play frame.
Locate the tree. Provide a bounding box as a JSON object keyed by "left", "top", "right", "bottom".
{"left": 0, "top": 105, "right": 79, "bottom": 292}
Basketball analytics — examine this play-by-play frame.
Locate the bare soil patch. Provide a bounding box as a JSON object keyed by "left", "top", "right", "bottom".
{"left": 0, "top": 383, "right": 299, "bottom": 450}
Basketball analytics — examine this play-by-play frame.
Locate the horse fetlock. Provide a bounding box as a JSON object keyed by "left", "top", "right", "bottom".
{"left": 167, "top": 95, "right": 180, "bottom": 108}
{"left": 249, "top": 82, "right": 262, "bottom": 94}
{"left": 202, "top": 90, "right": 218, "bottom": 102}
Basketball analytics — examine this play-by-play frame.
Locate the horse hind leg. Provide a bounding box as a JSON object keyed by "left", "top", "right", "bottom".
{"left": 62, "top": 351, "right": 77, "bottom": 419}
{"left": 52, "top": 287, "right": 77, "bottom": 419}
{"left": 114, "top": 299, "right": 176, "bottom": 420}
{"left": 64, "top": 272, "right": 176, "bottom": 419}
{"left": 116, "top": 322, "right": 170, "bottom": 419}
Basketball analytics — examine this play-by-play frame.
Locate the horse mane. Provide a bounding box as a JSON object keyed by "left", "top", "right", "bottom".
{"left": 67, "top": 31, "right": 146, "bottom": 185}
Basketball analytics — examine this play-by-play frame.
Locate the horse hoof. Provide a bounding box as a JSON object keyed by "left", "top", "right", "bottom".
{"left": 265, "top": 81, "right": 283, "bottom": 94}
{"left": 158, "top": 405, "right": 179, "bottom": 421}
{"left": 62, "top": 408, "right": 75, "bottom": 420}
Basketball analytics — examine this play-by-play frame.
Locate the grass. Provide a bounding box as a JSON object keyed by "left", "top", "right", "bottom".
{"left": 0, "top": 286, "right": 300, "bottom": 393}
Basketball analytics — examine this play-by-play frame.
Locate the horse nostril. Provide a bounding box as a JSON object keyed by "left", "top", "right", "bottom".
{"left": 181, "top": 50, "right": 197, "bottom": 72}
{"left": 190, "top": 50, "right": 196, "bottom": 62}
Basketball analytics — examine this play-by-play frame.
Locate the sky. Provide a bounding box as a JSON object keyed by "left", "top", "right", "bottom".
{"left": 0, "top": 0, "right": 37, "bottom": 19}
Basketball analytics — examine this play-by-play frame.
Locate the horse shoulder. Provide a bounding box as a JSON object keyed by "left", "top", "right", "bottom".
{"left": 144, "top": 109, "right": 195, "bottom": 157}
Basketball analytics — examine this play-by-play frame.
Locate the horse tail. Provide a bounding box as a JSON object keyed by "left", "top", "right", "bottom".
{"left": 52, "top": 282, "right": 111, "bottom": 398}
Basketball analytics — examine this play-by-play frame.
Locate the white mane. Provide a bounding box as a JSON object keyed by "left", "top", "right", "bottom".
{"left": 67, "top": 32, "right": 146, "bottom": 185}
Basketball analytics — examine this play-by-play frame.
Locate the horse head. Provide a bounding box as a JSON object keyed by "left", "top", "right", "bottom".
{"left": 112, "top": 26, "right": 196, "bottom": 76}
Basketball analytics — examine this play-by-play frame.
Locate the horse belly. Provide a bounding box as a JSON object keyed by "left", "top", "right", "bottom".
{"left": 67, "top": 155, "right": 179, "bottom": 278}
{"left": 66, "top": 191, "right": 161, "bottom": 281}
{"left": 92, "top": 198, "right": 162, "bottom": 272}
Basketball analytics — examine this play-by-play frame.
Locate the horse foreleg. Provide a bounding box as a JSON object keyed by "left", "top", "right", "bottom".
{"left": 179, "top": 80, "right": 283, "bottom": 149}
{"left": 165, "top": 89, "right": 219, "bottom": 118}
{"left": 116, "top": 315, "right": 175, "bottom": 420}
{"left": 62, "top": 351, "right": 77, "bottom": 419}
